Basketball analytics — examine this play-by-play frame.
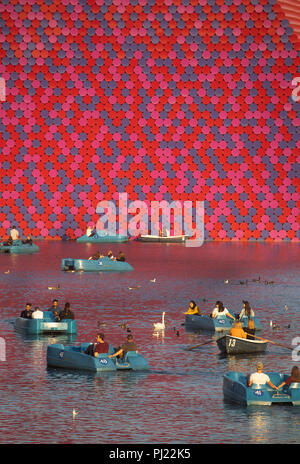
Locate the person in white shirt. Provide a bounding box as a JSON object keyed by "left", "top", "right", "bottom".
{"left": 212, "top": 301, "right": 235, "bottom": 320}
{"left": 86, "top": 225, "right": 96, "bottom": 237}
{"left": 31, "top": 307, "right": 43, "bottom": 319}
{"left": 248, "top": 362, "right": 278, "bottom": 389}
{"left": 10, "top": 226, "right": 19, "bottom": 241}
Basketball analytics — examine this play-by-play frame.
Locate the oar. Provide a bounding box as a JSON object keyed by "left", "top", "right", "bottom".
{"left": 185, "top": 339, "right": 216, "bottom": 351}
{"left": 252, "top": 334, "right": 293, "bottom": 350}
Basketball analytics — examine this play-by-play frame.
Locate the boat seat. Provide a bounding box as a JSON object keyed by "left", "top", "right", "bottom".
{"left": 289, "top": 382, "right": 300, "bottom": 389}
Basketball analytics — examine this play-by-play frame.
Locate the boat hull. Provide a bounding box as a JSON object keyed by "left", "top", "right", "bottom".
{"left": 185, "top": 314, "right": 262, "bottom": 332}
{"left": 138, "top": 235, "right": 187, "bottom": 243}
{"left": 47, "top": 344, "right": 150, "bottom": 372}
{"left": 76, "top": 234, "right": 128, "bottom": 243}
{"left": 217, "top": 335, "right": 268, "bottom": 354}
{"left": 15, "top": 312, "right": 77, "bottom": 335}
{"left": 61, "top": 257, "right": 133, "bottom": 272}
{"left": 0, "top": 240, "right": 39, "bottom": 254}
{"left": 223, "top": 371, "right": 300, "bottom": 406}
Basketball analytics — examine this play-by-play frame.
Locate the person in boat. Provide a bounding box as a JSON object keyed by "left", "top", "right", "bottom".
{"left": 109, "top": 334, "right": 138, "bottom": 360}
{"left": 31, "top": 306, "right": 43, "bottom": 319}
{"left": 239, "top": 300, "right": 255, "bottom": 320}
{"left": 248, "top": 362, "right": 278, "bottom": 390}
{"left": 20, "top": 303, "right": 33, "bottom": 319}
{"left": 243, "top": 318, "right": 256, "bottom": 340}
{"left": 107, "top": 250, "right": 115, "bottom": 260}
{"left": 10, "top": 226, "right": 19, "bottom": 241}
{"left": 86, "top": 225, "right": 96, "bottom": 237}
{"left": 116, "top": 251, "right": 125, "bottom": 262}
{"left": 48, "top": 299, "right": 62, "bottom": 314}
{"left": 212, "top": 301, "right": 235, "bottom": 320}
{"left": 229, "top": 321, "right": 247, "bottom": 338}
{"left": 184, "top": 300, "right": 200, "bottom": 315}
{"left": 277, "top": 366, "right": 300, "bottom": 390}
{"left": 59, "top": 302, "right": 75, "bottom": 320}
{"left": 22, "top": 236, "right": 33, "bottom": 245}
{"left": 85, "top": 333, "right": 110, "bottom": 356}
{"left": 53, "top": 310, "right": 60, "bottom": 322}
{"left": 88, "top": 250, "right": 104, "bottom": 260}
{"left": 2, "top": 236, "right": 13, "bottom": 246}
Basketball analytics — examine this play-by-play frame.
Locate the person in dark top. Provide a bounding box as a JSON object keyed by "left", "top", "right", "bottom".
{"left": 2, "top": 236, "right": 13, "bottom": 246}
{"left": 48, "top": 299, "right": 62, "bottom": 314}
{"left": 109, "top": 334, "right": 138, "bottom": 360}
{"left": 116, "top": 252, "right": 125, "bottom": 262}
{"left": 244, "top": 318, "right": 256, "bottom": 340}
{"left": 277, "top": 366, "right": 300, "bottom": 389}
{"left": 20, "top": 303, "right": 33, "bottom": 319}
{"left": 85, "top": 333, "right": 109, "bottom": 356}
{"left": 94, "top": 333, "right": 110, "bottom": 356}
{"left": 22, "top": 236, "right": 33, "bottom": 245}
{"left": 59, "top": 302, "right": 75, "bottom": 320}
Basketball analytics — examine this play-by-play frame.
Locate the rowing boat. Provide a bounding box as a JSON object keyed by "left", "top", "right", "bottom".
{"left": 47, "top": 343, "right": 149, "bottom": 372}
{"left": 61, "top": 257, "right": 133, "bottom": 272}
{"left": 217, "top": 334, "right": 268, "bottom": 354}
{"left": 223, "top": 371, "right": 300, "bottom": 406}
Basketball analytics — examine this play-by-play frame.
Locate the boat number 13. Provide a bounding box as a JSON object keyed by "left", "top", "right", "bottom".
{"left": 228, "top": 339, "right": 236, "bottom": 347}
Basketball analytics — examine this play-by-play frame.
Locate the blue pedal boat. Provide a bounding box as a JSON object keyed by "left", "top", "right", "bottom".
{"left": 46, "top": 343, "right": 150, "bottom": 372}
{"left": 76, "top": 233, "right": 128, "bottom": 243}
{"left": 0, "top": 240, "right": 39, "bottom": 254}
{"left": 15, "top": 311, "right": 77, "bottom": 335}
{"left": 185, "top": 314, "right": 262, "bottom": 332}
{"left": 223, "top": 371, "right": 300, "bottom": 406}
{"left": 61, "top": 257, "right": 133, "bottom": 272}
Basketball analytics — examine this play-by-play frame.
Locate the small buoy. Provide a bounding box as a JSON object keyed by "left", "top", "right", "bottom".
{"left": 4, "top": 270, "right": 10, "bottom": 274}
{"left": 72, "top": 409, "right": 78, "bottom": 418}
{"left": 150, "top": 278, "right": 156, "bottom": 283}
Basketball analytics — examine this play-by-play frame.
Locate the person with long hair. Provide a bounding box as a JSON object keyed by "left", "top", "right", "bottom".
{"left": 212, "top": 301, "right": 235, "bottom": 320}
{"left": 239, "top": 300, "right": 255, "bottom": 319}
{"left": 184, "top": 300, "right": 200, "bottom": 315}
{"left": 277, "top": 366, "right": 300, "bottom": 389}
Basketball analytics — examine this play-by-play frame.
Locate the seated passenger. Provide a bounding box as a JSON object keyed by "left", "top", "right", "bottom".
{"left": 94, "top": 333, "right": 110, "bottom": 356}
{"left": 116, "top": 252, "right": 125, "bottom": 262}
{"left": 239, "top": 300, "right": 255, "bottom": 319}
{"left": 88, "top": 251, "right": 102, "bottom": 260}
{"left": 212, "top": 301, "right": 235, "bottom": 320}
{"left": 59, "top": 302, "right": 75, "bottom": 320}
{"left": 229, "top": 321, "right": 247, "bottom": 338}
{"left": 107, "top": 250, "right": 115, "bottom": 260}
{"left": 277, "top": 366, "right": 300, "bottom": 389}
{"left": 20, "top": 303, "right": 33, "bottom": 319}
{"left": 53, "top": 311, "right": 60, "bottom": 322}
{"left": 244, "top": 318, "right": 256, "bottom": 340}
{"left": 3, "top": 236, "right": 13, "bottom": 246}
{"left": 86, "top": 225, "right": 96, "bottom": 237}
{"left": 109, "top": 334, "right": 138, "bottom": 360}
{"left": 22, "top": 236, "right": 33, "bottom": 245}
{"left": 31, "top": 306, "right": 43, "bottom": 319}
{"left": 10, "top": 226, "right": 19, "bottom": 241}
{"left": 184, "top": 300, "right": 200, "bottom": 315}
{"left": 48, "top": 299, "right": 62, "bottom": 313}
{"left": 248, "top": 362, "right": 278, "bottom": 389}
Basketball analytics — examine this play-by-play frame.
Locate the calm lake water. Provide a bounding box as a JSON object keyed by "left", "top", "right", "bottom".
{"left": 0, "top": 240, "right": 299, "bottom": 445}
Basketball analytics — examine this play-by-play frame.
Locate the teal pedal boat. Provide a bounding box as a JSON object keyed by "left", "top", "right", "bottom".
{"left": 0, "top": 240, "right": 39, "bottom": 254}
{"left": 223, "top": 371, "right": 300, "bottom": 406}
{"left": 61, "top": 257, "right": 133, "bottom": 272}
{"left": 47, "top": 343, "right": 150, "bottom": 372}
{"left": 15, "top": 311, "right": 77, "bottom": 335}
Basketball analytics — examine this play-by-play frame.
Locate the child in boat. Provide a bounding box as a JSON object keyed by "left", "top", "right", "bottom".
{"left": 184, "top": 300, "right": 200, "bottom": 315}
{"left": 212, "top": 301, "right": 235, "bottom": 320}
{"left": 229, "top": 321, "right": 247, "bottom": 339}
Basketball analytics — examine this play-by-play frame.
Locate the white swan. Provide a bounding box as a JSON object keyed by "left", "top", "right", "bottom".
{"left": 154, "top": 312, "right": 166, "bottom": 331}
